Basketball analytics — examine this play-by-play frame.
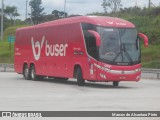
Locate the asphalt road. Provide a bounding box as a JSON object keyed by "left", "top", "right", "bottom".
{"left": 0, "top": 72, "right": 160, "bottom": 112}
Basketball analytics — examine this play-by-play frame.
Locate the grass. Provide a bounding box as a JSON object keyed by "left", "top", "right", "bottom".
{"left": 0, "top": 25, "right": 27, "bottom": 63}
{"left": 141, "top": 45, "right": 160, "bottom": 69}
{"left": 0, "top": 40, "right": 14, "bottom": 63}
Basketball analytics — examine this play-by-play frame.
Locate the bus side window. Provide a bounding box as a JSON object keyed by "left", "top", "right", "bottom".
{"left": 84, "top": 31, "right": 97, "bottom": 59}
{"left": 81, "top": 23, "right": 97, "bottom": 59}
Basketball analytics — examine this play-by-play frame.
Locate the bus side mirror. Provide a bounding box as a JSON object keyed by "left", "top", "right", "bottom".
{"left": 88, "top": 30, "right": 101, "bottom": 47}
{"left": 138, "top": 33, "right": 148, "bottom": 47}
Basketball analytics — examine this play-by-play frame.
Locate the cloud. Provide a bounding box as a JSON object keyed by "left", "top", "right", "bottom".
{"left": 0, "top": 0, "right": 159, "bottom": 20}
{"left": 43, "top": 0, "right": 65, "bottom": 14}
{"left": 66, "top": 0, "right": 103, "bottom": 15}
{"left": 68, "top": 0, "right": 87, "bottom": 4}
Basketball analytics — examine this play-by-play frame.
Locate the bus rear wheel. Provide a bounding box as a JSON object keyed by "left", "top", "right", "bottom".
{"left": 30, "top": 65, "right": 39, "bottom": 81}
{"left": 76, "top": 68, "right": 85, "bottom": 86}
{"left": 113, "top": 81, "right": 119, "bottom": 87}
{"left": 23, "top": 64, "right": 31, "bottom": 80}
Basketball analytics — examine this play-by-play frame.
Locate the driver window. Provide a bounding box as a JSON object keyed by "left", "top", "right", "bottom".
{"left": 81, "top": 23, "right": 97, "bottom": 59}
{"left": 84, "top": 32, "right": 97, "bottom": 59}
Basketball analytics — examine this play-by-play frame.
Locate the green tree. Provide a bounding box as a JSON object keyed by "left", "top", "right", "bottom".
{"left": 29, "top": 0, "right": 45, "bottom": 24}
{"left": 4, "top": 6, "right": 20, "bottom": 25}
{"left": 101, "top": 0, "right": 122, "bottom": 13}
{"left": 101, "top": 0, "right": 108, "bottom": 13}
{"left": 52, "top": 10, "right": 68, "bottom": 18}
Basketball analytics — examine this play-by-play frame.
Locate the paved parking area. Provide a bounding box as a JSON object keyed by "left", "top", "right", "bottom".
{"left": 0, "top": 72, "right": 159, "bottom": 112}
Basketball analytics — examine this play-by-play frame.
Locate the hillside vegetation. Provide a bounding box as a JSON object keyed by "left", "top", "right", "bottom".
{"left": 123, "top": 16, "right": 160, "bottom": 68}
{"left": 0, "top": 25, "right": 27, "bottom": 63}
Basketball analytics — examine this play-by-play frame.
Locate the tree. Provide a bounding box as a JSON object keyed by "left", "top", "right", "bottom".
{"left": 101, "top": 0, "right": 108, "bottom": 13}
{"left": 101, "top": 0, "right": 122, "bottom": 13}
{"left": 52, "top": 10, "right": 68, "bottom": 18}
{"left": 29, "top": 0, "right": 45, "bottom": 24}
{"left": 4, "top": 6, "right": 20, "bottom": 25}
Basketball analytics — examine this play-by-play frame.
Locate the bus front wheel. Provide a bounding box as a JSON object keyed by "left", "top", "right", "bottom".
{"left": 76, "top": 68, "right": 85, "bottom": 86}
{"left": 113, "top": 81, "right": 119, "bottom": 87}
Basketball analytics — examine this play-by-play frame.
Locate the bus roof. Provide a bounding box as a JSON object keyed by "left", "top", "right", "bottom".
{"left": 17, "top": 16, "right": 135, "bottom": 31}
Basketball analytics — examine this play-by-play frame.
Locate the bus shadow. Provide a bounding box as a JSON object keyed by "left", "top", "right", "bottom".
{"left": 17, "top": 77, "right": 135, "bottom": 89}
{"left": 38, "top": 78, "right": 135, "bottom": 89}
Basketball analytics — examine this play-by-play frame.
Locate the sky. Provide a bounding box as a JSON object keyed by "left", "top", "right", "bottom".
{"left": 0, "top": 0, "right": 160, "bottom": 20}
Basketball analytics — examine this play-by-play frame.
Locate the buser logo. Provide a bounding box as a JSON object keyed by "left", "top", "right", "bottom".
{"left": 31, "top": 36, "right": 68, "bottom": 61}
{"left": 31, "top": 36, "right": 45, "bottom": 61}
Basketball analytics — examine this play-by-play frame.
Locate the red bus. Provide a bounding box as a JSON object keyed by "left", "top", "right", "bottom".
{"left": 14, "top": 16, "right": 148, "bottom": 86}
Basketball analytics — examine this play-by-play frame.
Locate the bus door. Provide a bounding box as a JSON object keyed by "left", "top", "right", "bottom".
{"left": 84, "top": 32, "right": 98, "bottom": 80}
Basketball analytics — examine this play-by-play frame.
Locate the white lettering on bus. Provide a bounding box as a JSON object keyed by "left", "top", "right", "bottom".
{"left": 45, "top": 41, "right": 68, "bottom": 57}
{"left": 31, "top": 36, "right": 68, "bottom": 61}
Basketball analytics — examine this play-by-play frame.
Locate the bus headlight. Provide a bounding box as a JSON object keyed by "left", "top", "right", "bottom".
{"left": 135, "top": 68, "right": 141, "bottom": 72}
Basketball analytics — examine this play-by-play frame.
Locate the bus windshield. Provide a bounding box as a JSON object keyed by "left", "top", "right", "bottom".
{"left": 97, "top": 27, "right": 140, "bottom": 65}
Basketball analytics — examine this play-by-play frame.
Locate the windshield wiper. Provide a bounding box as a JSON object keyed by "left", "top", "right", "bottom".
{"left": 113, "top": 43, "right": 123, "bottom": 62}
{"left": 122, "top": 43, "right": 133, "bottom": 63}
{"left": 113, "top": 43, "right": 133, "bottom": 63}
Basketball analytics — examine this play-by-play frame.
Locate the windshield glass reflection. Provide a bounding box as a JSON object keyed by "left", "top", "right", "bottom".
{"left": 97, "top": 27, "right": 140, "bottom": 65}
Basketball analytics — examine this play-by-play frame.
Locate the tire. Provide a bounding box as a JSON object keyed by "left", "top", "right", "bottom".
{"left": 76, "top": 67, "right": 85, "bottom": 86}
{"left": 23, "top": 64, "right": 31, "bottom": 80}
{"left": 113, "top": 81, "right": 119, "bottom": 87}
{"left": 30, "top": 65, "right": 39, "bottom": 81}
